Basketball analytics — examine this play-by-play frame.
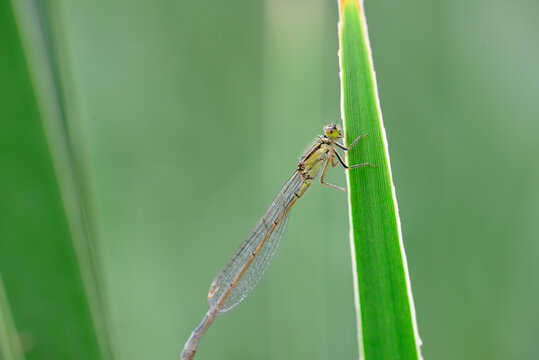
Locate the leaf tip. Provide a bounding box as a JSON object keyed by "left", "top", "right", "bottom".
{"left": 339, "top": 0, "right": 361, "bottom": 16}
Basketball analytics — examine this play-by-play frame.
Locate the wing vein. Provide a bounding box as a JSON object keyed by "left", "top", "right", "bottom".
{"left": 207, "top": 170, "right": 304, "bottom": 312}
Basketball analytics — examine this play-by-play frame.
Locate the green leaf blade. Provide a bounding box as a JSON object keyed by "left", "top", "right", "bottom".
{"left": 339, "top": 1, "right": 421, "bottom": 359}
{"left": 0, "top": 1, "right": 113, "bottom": 359}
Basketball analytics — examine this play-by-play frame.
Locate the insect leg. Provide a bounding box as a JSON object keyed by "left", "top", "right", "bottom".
{"left": 320, "top": 156, "right": 346, "bottom": 192}
{"left": 333, "top": 150, "right": 376, "bottom": 169}
{"left": 334, "top": 133, "right": 368, "bottom": 151}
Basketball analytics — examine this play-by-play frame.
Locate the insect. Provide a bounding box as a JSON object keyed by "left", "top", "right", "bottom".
{"left": 181, "top": 124, "right": 375, "bottom": 359}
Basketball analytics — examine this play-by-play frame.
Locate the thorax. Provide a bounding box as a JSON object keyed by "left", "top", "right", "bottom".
{"left": 295, "top": 138, "right": 332, "bottom": 197}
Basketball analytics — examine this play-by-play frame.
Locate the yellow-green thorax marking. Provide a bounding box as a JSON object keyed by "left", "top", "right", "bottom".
{"left": 295, "top": 123, "right": 342, "bottom": 198}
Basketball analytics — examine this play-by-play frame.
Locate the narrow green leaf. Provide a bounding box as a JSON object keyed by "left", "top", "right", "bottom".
{"left": 338, "top": 1, "right": 422, "bottom": 359}
{"left": 0, "top": 0, "right": 113, "bottom": 358}
{"left": 0, "top": 275, "right": 24, "bottom": 360}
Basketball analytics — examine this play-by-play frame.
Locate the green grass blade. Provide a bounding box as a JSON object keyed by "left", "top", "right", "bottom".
{"left": 0, "top": 275, "right": 24, "bottom": 360}
{"left": 0, "top": 0, "right": 112, "bottom": 358}
{"left": 338, "top": 1, "right": 422, "bottom": 359}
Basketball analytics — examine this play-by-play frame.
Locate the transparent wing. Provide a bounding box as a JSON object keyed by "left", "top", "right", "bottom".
{"left": 207, "top": 171, "right": 304, "bottom": 313}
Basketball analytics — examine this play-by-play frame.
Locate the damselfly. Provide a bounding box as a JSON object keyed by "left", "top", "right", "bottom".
{"left": 181, "top": 124, "right": 374, "bottom": 359}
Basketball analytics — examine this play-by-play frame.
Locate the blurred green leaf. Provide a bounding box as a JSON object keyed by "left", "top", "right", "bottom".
{"left": 338, "top": 1, "right": 421, "bottom": 358}
{"left": 0, "top": 1, "right": 112, "bottom": 359}
{"left": 0, "top": 275, "right": 24, "bottom": 360}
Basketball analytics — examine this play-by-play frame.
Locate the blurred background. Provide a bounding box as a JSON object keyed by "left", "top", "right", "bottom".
{"left": 1, "top": 0, "right": 538, "bottom": 359}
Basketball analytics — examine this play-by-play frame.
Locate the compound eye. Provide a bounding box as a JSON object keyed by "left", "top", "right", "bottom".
{"left": 324, "top": 124, "right": 339, "bottom": 138}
